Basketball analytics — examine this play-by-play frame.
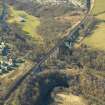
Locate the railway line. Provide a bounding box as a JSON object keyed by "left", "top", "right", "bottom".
{"left": 0, "top": 0, "right": 94, "bottom": 104}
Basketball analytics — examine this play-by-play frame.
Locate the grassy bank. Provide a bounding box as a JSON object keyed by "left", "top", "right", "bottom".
{"left": 83, "top": 0, "right": 105, "bottom": 51}
{"left": 8, "top": 7, "right": 43, "bottom": 45}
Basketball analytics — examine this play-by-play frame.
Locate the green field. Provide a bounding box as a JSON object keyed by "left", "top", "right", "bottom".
{"left": 83, "top": 0, "right": 105, "bottom": 50}
{"left": 8, "top": 7, "right": 43, "bottom": 45}
{"left": 92, "top": 0, "right": 105, "bottom": 15}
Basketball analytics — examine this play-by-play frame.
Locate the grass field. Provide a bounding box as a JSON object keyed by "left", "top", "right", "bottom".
{"left": 83, "top": 0, "right": 105, "bottom": 51}
{"left": 92, "top": 0, "right": 105, "bottom": 15}
{"left": 55, "top": 93, "right": 87, "bottom": 105}
{"left": 8, "top": 7, "right": 43, "bottom": 45}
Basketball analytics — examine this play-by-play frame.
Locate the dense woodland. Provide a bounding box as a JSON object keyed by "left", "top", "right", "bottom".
{"left": 5, "top": 44, "right": 105, "bottom": 105}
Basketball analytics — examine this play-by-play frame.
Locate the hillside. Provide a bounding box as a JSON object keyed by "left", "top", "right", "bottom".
{"left": 6, "top": 1, "right": 84, "bottom": 53}
{"left": 8, "top": 6, "right": 43, "bottom": 45}
{"left": 0, "top": 0, "right": 84, "bottom": 61}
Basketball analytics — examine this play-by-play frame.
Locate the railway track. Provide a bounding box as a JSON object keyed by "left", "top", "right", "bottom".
{"left": 1, "top": 0, "right": 93, "bottom": 104}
